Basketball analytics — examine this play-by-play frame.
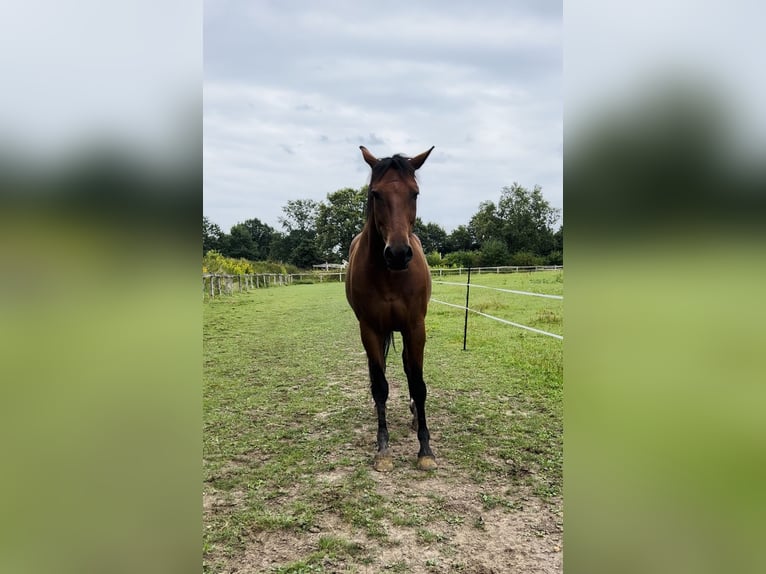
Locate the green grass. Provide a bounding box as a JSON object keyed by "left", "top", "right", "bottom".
{"left": 431, "top": 269, "right": 563, "bottom": 338}
{"left": 204, "top": 270, "right": 562, "bottom": 571}
{"left": 428, "top": 271, "right": 563, "bottom": 491}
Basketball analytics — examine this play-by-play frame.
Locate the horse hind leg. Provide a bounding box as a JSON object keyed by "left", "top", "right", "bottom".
{"left": 409, "top": 398, "right": 418, "bottom": 432}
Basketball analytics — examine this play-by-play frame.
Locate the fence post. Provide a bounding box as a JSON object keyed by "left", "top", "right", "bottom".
{"left": 463, "top": 266, "right": 472, "bottom": 351}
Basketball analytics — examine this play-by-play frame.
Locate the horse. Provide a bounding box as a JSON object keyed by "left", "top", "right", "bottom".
{"left": 345, "top": 145, "right": 436, "bottom": 472}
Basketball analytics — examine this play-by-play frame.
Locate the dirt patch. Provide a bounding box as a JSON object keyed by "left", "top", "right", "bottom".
{"left": 205, "top": 463, "right": 562, "bottom": 573}
{"left": 203, "top": 488, "right": 247, "bottom": 513}
{"left": 363, "top": 465, "right": 562, "bottom": 574}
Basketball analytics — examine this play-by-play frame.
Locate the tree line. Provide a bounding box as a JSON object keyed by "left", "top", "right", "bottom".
{"left": 203, "top": 183, "right": 562, "bottom": 269}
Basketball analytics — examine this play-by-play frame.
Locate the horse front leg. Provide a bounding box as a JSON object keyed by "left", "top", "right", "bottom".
{"left": 403, "top": 325, "right": 436, "bottom": 471}
{"left": 368, "top": 360, "right": 393, "bottom": 472}
{"left": 361, "top": 325, "right": 393, "bottom": 472}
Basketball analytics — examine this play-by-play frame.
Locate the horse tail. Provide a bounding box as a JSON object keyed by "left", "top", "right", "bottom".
{"left": 384, "top": 332, "right": 394, "bottom": 362}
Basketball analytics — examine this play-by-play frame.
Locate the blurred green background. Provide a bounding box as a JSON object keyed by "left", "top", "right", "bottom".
{"left": 0, "top": 2, "right": 201, "bottom": 573}
{"left": 565, "top": 1, "right": 766, "bottom": 572}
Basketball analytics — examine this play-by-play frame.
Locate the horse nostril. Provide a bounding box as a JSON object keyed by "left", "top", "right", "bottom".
{"left": 384, "top": 244, "right": 412, "bottom": 269}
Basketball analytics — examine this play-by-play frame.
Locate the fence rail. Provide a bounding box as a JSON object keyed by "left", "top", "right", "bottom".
{"left": 202, "top": 271, "right": 345, "bottom": 297}
{"left": 430, "top": 265, "right": 562, "bottom": 277}
{"left": 203, "top": 273, "right": 284, "bottom": 297}
{"left": 203, "top": 265, "right": 563, "bottom": 298}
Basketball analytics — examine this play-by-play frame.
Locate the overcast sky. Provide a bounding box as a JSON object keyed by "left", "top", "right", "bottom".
{"left": 203, "top": 0, "right": 562, "bottom": 233}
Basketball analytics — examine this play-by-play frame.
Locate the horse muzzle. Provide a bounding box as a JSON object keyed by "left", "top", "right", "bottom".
{"left": 384, "top": 243, "right": 413, "bottom": 271}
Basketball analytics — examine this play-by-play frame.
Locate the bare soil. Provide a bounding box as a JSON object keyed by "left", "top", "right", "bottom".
{"left": 204, "top": 462, "right": 562, "bottom": 574}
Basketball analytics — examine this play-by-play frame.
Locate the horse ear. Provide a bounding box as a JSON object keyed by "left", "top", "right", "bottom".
{"left": 409, "top": 146, "right": 435, "bottom": 170}
{"left": 360, "top": 146, "right": 378, "bottom": 168}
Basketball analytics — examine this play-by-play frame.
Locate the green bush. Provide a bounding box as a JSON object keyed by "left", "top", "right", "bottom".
{"left": 202, "top": 250, "right": 255, "bottom": 275}
{"left": 479, "top": 239, "right": 511, "bottom": 267}
{"left": 203, "top": 251, "right": 304, "bottom": 275}
{"left": 509, "top": 250, "right": 546, "bottom": 266}
{"left": 443, "top": 250, "right": 482, "bottom": 268}
{"left": 425, "top": 251, "right": 444, "bottom": 267}
{"left": 546, "top": 250, "right": 563, "bottom": 265}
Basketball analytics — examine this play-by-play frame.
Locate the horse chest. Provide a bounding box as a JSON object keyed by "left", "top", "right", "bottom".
{"left": 370, "top": 285, "right": 425, "bottom": 329}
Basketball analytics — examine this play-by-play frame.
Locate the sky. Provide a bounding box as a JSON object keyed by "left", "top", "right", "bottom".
{"left": 203, "top": 0, "right": 563, "bottom": 233}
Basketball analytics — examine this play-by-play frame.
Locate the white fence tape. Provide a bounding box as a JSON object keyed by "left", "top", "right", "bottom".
{"left": 432, "top": 281, "right": 563, "bottom": 300}
{"left": 430, "top": 298, "right": 563, "bottom": 340}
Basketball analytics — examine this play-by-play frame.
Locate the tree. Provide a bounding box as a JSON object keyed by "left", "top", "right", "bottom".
{"left": 496, "top": 183, "right": 560, "bottom": 255}
{"left": 240, "top": 218, "right": 276, "bottom": 261}
{"left": 445, "top": 225, "right": 475, "bottom": 253}
{"left": 288, "top": 234, "right": 322, "bottom": 268}
{"left": 466, "top": 184, "right": 560, "bottom": 258}
{"left": 549, "top": 223, "right": 563, "bottom": 264}
{"left": 315, "top": 187, "right": 367, "bottom": 262}
{"left": 413, "top": 219, "right": 447, "bottom": 255}
{"left": 274, "top": 199, "right": 321, "bottom": 268}
{"left": 269, "top": 230, "right": 320, "bottom": 268}
{"left": 203, "top": 216, "right": 223, "bottom": 253}
{"left": 468, "top": 200, "right": 502, "bottom": 247}
{"left": 279, "top": 199, "right": 320, "bottom": 234}
{"left": 224, "top": 223, "right": 256, "bottom": 260}
{"left": 268, "top": 232, "right": 291, "bottom": 263}
{"left": 479, "top": 239, "right": 510, "bottom": 266}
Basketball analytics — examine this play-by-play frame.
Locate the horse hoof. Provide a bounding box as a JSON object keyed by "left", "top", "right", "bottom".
{"left": 417, "top": 455, "right": 437, "bottom": 471}
{"left": 373, "top": 453, "right": 394, "bottom": 472}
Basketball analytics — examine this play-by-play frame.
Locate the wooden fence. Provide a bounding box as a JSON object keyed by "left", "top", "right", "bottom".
{"left": 203, "top": 265, "right": 562, "bottom": 299}
{"left": 203, "top": 271, "right": 344, "bottom": 298}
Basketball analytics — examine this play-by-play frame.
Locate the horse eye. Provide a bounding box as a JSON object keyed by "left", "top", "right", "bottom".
{"left": 371, "top": 190, "right": 382, "bottom": 200}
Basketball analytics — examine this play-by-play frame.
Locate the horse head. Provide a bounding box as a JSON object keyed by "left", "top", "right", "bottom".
{"left": 360, "top": 145, "right": 434, "bottom": 270}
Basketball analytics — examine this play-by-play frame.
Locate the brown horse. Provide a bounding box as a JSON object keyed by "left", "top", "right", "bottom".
{"left": 345, "top": 145, "right": 436, "bottom": 472}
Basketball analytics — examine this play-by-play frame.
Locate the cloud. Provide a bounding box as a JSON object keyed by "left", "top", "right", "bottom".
{"left": 204, "top": 1, "right": 562, "bottom": 232}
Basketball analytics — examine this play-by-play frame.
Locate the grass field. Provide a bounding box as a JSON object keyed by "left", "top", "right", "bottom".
{"left": 204, "top": 270, "right": 563, "bottom": 573}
